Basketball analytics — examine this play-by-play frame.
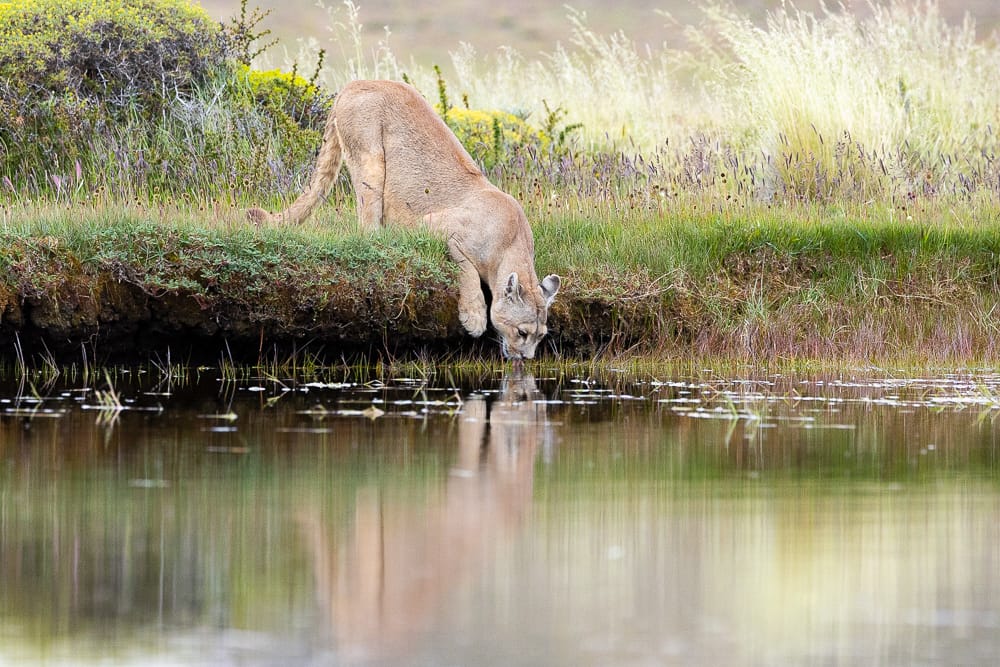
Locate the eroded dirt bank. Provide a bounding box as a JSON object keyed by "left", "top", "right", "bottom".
{"left": 0, "top": 246, "right": 658, "bottom": 364}
{"left": 3, "top": 218, "right": 1000, "bottom": 365}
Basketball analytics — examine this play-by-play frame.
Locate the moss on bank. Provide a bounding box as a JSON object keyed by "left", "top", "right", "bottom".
{"left": 1, "top": 204, "right": 1000, "bottom": 365}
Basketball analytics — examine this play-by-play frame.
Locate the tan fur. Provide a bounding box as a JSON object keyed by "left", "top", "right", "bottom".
{"left": 298, "top": 373, "right": 546, "bottom": 658}
{"left": 248, "top": 80, "right": 559, "bottom": 359}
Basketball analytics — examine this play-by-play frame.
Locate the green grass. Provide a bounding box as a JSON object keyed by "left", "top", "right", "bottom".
{"left": 2, "top": 2, "right": 1000, "bottom": 366}
{"left": 3, "top": 198, "right": 1000, "bottom": 365}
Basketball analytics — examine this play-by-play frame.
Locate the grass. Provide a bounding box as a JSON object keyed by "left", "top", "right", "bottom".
{"left": 2, "top": 2, "right": 1000, "bottom": 366}
{"left": 2, "top": 196, "right": 1000, "bottom": 366}
{"left": 262, "top": 1, "right": 1000, "bottom": 202}
{"left": 5, "top": 2, "right": 1000, "bottom": 204}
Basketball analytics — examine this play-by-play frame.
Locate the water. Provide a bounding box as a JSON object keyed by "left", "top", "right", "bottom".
{"left": 1, "top": 368, "right": 998, "bottom": 666}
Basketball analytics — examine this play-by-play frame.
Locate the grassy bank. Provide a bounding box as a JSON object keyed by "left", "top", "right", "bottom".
{"left": 2, "top": 198, "right": 999, "bottom": 366}
{"left": 2, "top": 2, "right": 1000, "bottom": 367}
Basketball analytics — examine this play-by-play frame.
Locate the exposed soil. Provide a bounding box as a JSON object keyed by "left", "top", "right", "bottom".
{"left": 3, "top": 225, "right": 1000, "bottom": 366}
{"left": 0, "top": 261, "right": 464, "bottom": 364}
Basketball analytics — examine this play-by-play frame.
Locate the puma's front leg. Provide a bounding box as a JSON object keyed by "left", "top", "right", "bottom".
{"left": 447, "top": 237, "right": 488, "bottom": 337}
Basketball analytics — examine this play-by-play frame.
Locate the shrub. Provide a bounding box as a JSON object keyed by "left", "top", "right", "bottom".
{"left": 426, "top": 70, "right": 578, "bottom": 170}
{"left": 233, "top": 64, "right": 330, "bottom": 131}
{"left": 0, "top": 0, "right": 231, "bottom": 194}
{"left": 445, "top": 107, "right": 547, "bottom": 168}
{"left": 220, "top": 0, "right": 278, "bottom": 67}
{"left": 215, "top": 65, "right": 333, "bottom": 197}
{"left": 0, "top": 0, "right": 224, "bottom": 113}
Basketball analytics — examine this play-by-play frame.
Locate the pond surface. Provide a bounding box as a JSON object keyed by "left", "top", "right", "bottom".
{"left": 1, "top": 367, "right": 999, "bottom": 666}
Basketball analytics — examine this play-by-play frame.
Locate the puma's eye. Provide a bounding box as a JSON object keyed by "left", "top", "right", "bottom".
{"left": 517, "top": 328, "right": 529, "bottom": 338}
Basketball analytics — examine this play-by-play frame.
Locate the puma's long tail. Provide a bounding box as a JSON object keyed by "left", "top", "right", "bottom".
{"left": 247, "top": 108, "right": 343, "bottom": 225}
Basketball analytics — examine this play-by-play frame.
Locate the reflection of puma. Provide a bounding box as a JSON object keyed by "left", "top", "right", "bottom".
{"left": 301, "top": 375, "right": 547, "bottom": 659}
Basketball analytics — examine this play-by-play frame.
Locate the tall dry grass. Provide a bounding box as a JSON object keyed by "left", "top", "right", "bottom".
{"left": 270, "top": 1, "right": 1000, "bottom": 201}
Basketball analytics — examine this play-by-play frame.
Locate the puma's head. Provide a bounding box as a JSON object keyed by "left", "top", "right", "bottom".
{"left": 490, "top": 272, "right": 561, "bottom": 361}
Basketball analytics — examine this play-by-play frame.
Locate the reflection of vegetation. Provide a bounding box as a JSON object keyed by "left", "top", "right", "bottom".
{"left": 0, "top": 415, "right": 447, "bottom": 640}
{"left": 0, "top": 370, "right": 998, "bottom": 658}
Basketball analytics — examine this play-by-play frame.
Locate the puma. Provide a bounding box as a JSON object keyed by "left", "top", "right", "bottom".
{"left": 248, "top": 80, "right": 560, "bottom": 360}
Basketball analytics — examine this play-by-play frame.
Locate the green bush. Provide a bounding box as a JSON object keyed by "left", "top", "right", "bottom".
{"left": 0, "top": 0, "right": 232, "bottom": 193}
{"left": 428, "top": 70, "right": 579, "bottom": 170}
{"left": 444, "top": 107, "right": 547, "bottom": 167}
{"left": 0, "top": 0, "right": 224, "bottom": 113}
{"left": 233, "top": 65, "right": 330, "bottom": 132}
{"left": 215, "top": 65, "right": 333, "bottom": 196}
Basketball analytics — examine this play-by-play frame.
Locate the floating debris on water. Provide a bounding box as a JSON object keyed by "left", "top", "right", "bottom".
{"left": 199, "top": 412, "right": 238, "bottom": 421}
{"left": 128, "top": 479, "right": 169, "bottom": 488}
{"left": 362, "top": 406, "right": 385, "bottom": 420}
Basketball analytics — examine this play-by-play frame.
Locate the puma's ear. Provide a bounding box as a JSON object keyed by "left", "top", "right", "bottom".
{"left": 504, "top": 272, "right": 522, "bottom": 303}
{"left": 540, "top": 274, "right": 560, "bottom": 308}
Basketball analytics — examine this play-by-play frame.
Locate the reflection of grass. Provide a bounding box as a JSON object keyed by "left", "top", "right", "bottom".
{"left": 2, "top": 365, "right": 999, "bottom": 656}
{"left": 86, "top": 371, "right": 124, "bottom": 426}
{"left": 92, "top": 376, "right": 122, "bottom": 411}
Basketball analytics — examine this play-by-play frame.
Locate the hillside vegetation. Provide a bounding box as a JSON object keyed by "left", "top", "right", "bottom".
{"left": 1, "top": 1, "right": 999, "bottom": 366}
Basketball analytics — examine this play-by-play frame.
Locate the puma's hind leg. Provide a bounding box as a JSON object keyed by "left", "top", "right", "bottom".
{"left": 337, "top": 108, "right": 386, "bottom": 230}
{"left": 348, "top": 153, "right": 386, "bottom": 230}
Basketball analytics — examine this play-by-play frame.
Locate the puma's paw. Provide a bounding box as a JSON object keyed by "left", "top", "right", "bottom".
{"left": 459, "top": 309, "right": 487, "bottom": 338}
{"left": 246, "top": 207, "right": 275, "bottom": 225}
